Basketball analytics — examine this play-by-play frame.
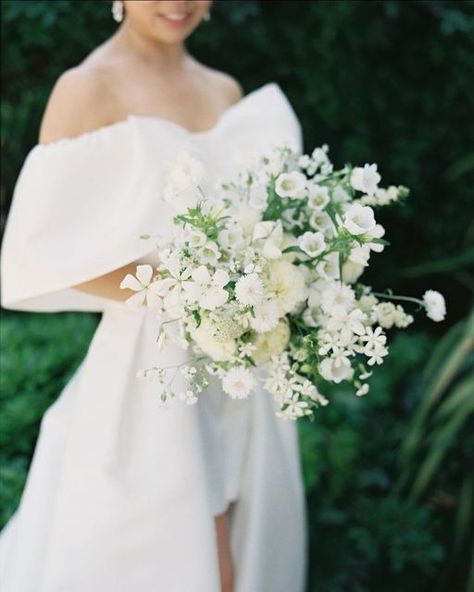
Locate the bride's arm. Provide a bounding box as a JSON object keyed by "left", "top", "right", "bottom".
{"left": 72, "top": 263, "right": 140, "bottom": 302}
{"left": 38, "top": 67, "right": 142, "bottom": 303}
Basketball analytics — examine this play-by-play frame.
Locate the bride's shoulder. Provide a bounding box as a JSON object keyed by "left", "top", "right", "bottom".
{"left": 38, "top": 61, "right": 117, "bottom": 146}
{"left": 191, "top": 60, "right": 243, "bottom": 107}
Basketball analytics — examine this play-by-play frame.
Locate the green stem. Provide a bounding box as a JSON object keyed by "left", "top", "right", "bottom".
{"left": 372, "top": 292, "right": 424, "bottom": 306}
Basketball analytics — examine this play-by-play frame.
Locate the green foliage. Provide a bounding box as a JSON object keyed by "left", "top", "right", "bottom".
{"left": 0, "top": 312, "right": 98, "bottom": 525}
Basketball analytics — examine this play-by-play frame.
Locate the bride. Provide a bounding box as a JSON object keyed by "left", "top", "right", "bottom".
{"left": 0, "top": 1, "right": 307, "bottom": 591}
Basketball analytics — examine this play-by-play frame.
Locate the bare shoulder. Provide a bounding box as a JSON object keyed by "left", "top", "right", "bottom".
{"left": 38, "top": 64, "right": 116, "bottom": 145}
{"left": 193, "top": 62, "right": 244, "bottom": 107}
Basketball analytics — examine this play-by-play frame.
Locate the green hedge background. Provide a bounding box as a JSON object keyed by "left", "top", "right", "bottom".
{"left": 1, "top": 2, "right": 473, "bottom": 591}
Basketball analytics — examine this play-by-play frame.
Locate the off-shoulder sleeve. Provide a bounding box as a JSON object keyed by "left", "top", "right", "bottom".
{"left": 0, "top": 120, "right": 172, "bottom": 312}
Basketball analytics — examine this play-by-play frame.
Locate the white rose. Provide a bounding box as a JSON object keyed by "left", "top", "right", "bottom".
{"left": 265, "top": 260, "right": 307, "bottom": 314}
{"left": 251, "top": 319, "right": 290, "bottom": 362}
{"left": 190, "top": 318, "right": 236, "bottom": 362}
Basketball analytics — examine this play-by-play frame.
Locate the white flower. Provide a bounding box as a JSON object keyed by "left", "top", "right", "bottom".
{"left": 365, "top": 224, "right": 386, "bottom": 253}
{"left": 343, "top": 203, "right": 377, "bottom": 235}
{"left": 320, "top": 357, "right": 354, "bottom": 383}
{"left": 356, "top": 384, "right": 369, "bottom": 397}
{"left": 332, "top": 185, "right": 351, "bottom": 203}
{"left": 360, "top": 325, "right": 387, "bottom": 352}
{"left": 423, "top": 290, "right": 446, "bottom": 322}
{"left": 235, "top": 273, "right": 265, "bottom": 306}
{"left": 252, "top": 220, "right": 284, "bottom": 259}
{"left": 321, "top": 282, "right": 356, "bottom": 316}
{"left": 342, "top": 260, "right": 365, "bottom": 284}
{"left": 218, "top": 226, "right": 244, "bottom": 251}
{"left": 309, "top": 211, "right": 334, "bottom": 235}
{"left": 265, "top": 260, "right": 307, "bottom": 314}
{"left": 232, "top": 203, "right": 261, "bottom": 236}
{"left": 163, "top": 151, "right": 206, "bottom": 208}
{"left": 249, "top": 184, "right": 268, "bottom": 210}
{"left": 350, "top": 164, "right": 381, "bottom": 196}
{"left": 249, "top": 299, "right": 281, "bottom": 333}
{"left": 198, "top": 241, "right": 221, "bottom": 266}
{"left": 275, "top": 171, "right": 307, "bottom": 199}
{"left": 375, "top": 302, "right": 397, "bottom": 329}
{"left": 298, "top": 231, "right": 326, "bottom": 258}
{"left": 178, "top": 390, "right": 198, "bottom": 405}
{"left": 316, "top": 252, "right": 340, "bottom": 281}
{"left": 251, "top": 319, "right": 290, "bottom": 362}
{"left": 187, "top": 229, "right": 207, "bottom": 248}
{"left": 222, "top": 367, "right": 256, "bottom": 399}
{"left": 307, "top": 184, "right": 329, "bottom": 210}
{"left": 190, "top": 317, "right": 236, "bottom": 362}
{"left": 120, "top": 264, "right": 163, "bottom": 309}
{"left": 183, "top": 266, "right": 229, "bottom": 310}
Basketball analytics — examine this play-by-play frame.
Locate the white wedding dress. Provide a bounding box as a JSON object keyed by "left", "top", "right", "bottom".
{"left": 0, "top": 82, "right": 307, "bottom": 592}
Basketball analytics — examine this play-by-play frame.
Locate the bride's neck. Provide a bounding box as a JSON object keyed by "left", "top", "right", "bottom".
{"left": 111, "top": 23, "right": 189, "bottom": 70}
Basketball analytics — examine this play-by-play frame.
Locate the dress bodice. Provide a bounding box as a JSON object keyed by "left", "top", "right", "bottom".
{"left": 0, "top": 82, "right": 302, "bottom": 312}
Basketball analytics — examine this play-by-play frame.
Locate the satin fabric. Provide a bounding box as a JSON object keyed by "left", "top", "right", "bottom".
{"left": 0, "top": 82, "right": 308, "bottom": 592}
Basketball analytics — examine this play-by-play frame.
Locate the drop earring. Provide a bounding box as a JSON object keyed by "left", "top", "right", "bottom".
{"left": 112, "top": 0, "right": 124, "bottom": 23}
{"left": 203, "top": 10, "right": 211, "bottom": 22}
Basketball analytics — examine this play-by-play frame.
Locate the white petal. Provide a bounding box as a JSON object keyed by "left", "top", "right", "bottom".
{"left": 192, "top": 265, "right": 211, "bottom": 285}
{"left": 212, "top": 269, "right": 229, "bottom": 288}
{"left": 125, "top": 291, "right": 146, "bottom": 309}
{"left": 135, "top": 264, "right": 154, "bottom": 287}
{"left": 120, "top": 274, "right": 144, "bottom": 292}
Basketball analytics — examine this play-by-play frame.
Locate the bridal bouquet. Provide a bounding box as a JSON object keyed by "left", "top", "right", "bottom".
{"left": 121, "top": 145, "right": 446, "bottom": 420}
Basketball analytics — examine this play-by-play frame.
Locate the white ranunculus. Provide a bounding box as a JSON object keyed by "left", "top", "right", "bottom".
{"left": 316, "top": 252, "right": 340, "bottom": 281}
{"left": 275, "top": 171, "right": 307, "bottom": 199}
{"left": 319, "top": 357, "right": 354, "bottom": 383}
{"left": 235, "top": 273, "right": 265, "bottom": 306}
{"left": 350, "top": 163, "right": 381, "bottom": 196}
{"left": 343, "top": 203, "right": 376, "bottom": 235}
{"left": 265, "top": 260, "right": 307, "bottom": 314}
{"left": 307, "top": 184, "right": 329, "bottom": 210}
{"left": 249, "top": 299, "right": 281, "bottom": 333}
{"left": 190, "top": 318, "right": 236, "bottom": 362}
{"left": 222, "top": 367, "right": 256, "bottom": 399}
{"left": 251, "top": 319, "right": 291, "bottom": 362}
{"left": 423, "top": 290, "right": 446, "bottom": 322}
{"left": 298, "top": 231, "right": 326, "bottom": 258}
{"left": 183, "top": 266, "right": 229, "bottom": 311}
